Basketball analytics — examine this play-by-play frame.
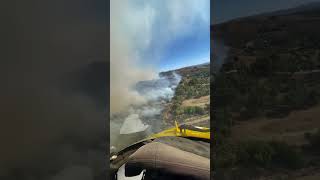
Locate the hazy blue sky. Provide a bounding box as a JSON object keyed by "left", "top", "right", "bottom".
{"left": 150, "top": 12, "right": 210, "bottom": 71}
{"left": 212, "top": 0, "right": 320, "bottom": 24}
{"left": 115, "top": 0, "right": 210, "bottom": 72}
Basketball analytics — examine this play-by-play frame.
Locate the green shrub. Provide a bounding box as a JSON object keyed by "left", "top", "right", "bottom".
{"left": 237, "top": 141, "right": 275, "bottom": 168}
{"left": 235, "top": 140, "right": 304, "bottom": 169}
{"left": 270, "top": 141, "right": 304, "bottom": 169}
{"left": 215, "top": 141, "right": 238, "bottom": 168}
{"left": 305, "top": 129, "right": 320, "bottom": 152}
{"left": 183, "top": 106, "right": 205, "bottom": 115}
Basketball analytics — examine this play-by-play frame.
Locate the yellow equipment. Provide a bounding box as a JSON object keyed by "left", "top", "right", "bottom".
{"left": 148, "top": 121, "right": 210, "bottom": 140}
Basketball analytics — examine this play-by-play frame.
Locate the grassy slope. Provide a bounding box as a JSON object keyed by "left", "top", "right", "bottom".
{"left": 161, "top": 63, "right": 210, "bottom": 127}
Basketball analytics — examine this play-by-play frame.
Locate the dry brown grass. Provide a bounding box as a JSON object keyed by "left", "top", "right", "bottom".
{"left": 181, "top": 95, "right": 210, "bottom": 108}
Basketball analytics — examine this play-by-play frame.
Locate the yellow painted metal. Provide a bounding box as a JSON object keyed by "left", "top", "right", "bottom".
{"left": 147, "top": 121, "right": 210, "bottom": 140}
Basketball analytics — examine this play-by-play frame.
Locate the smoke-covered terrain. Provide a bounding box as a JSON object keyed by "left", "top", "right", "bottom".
{"left": 110, "top": 73, "right": 181, "bottom": 152}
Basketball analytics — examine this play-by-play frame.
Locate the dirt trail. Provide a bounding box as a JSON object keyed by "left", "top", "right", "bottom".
{"left": 163, "top": 115, "right": 210, "bottom": 130}
{"left": 182, "top": 96, "right": 210, "bottom": 108}
{"left": 183, "top": 115, "right": 210, "bottom": 126}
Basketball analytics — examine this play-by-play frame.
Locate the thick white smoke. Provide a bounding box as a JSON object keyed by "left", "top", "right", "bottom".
{"left": 110, "top": 0, "right": 156, "bottom": 115}
{"left": 120, "top": 114, "right": 149, "bottom": 134}
{"left": 110, "top": 73, "right": 181, "bottom": 151}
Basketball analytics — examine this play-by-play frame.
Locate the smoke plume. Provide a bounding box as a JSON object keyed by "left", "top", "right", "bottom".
{"left": 110, "top": 0, "right": 156, "bottom": 115}
{"left": 110, "top": 0, "right": 210, "bottom": 115}
{"left": 110, "top": 73, "right": 181, "bottom": 151}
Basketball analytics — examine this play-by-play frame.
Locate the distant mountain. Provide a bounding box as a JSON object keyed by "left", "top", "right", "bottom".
{"left": 185, "top": 62, "right": 210, "bottom": 68}
{"left": 263, "top": 1, "right": 320, "bottom": 17}
{"left": 160, "top": 62, "right": 210, "bottom": 78}
{"left": 215, "top": 1, "right": 320, "bottom": 25}
{"left": 212, "top": 2, "right": 320, "bottom": 49}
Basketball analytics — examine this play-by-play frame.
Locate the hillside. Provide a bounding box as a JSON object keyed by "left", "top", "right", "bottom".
{"left": 213, "top": 2, "right": 320, "bottom": 49}
{"left": 160, "top": 63, "right": 210, "bottom": 127}
{"left": 212, "top": 3, "right": 320, "bottom": 180}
